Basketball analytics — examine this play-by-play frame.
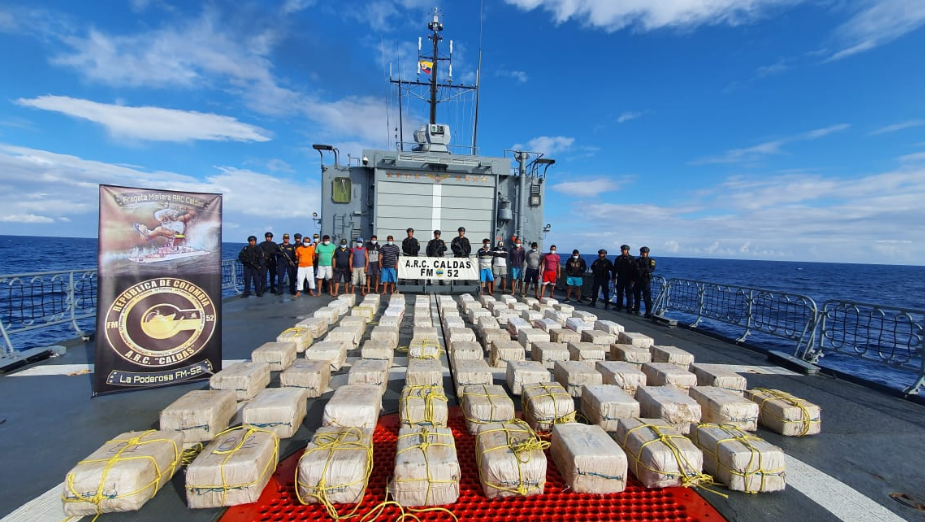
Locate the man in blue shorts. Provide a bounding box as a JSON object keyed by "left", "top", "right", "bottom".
{"left": 524, "top": 241, "right": 542, "bottom": 298}
{"left": 379, "top": 235, "right": 401, "bottom": 294}
{"left": 564, "top": 249, "right": 587, "bottom": 303}
{"left": 477, "top": 239, "right": 494, "bottom": 295}
{"left": 508, "top": 238, "right": 525, "bottom": 295}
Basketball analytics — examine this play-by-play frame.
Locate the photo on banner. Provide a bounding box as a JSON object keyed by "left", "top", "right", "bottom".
{"left": 93, "top": 185, "right": 223, "bottom": 396}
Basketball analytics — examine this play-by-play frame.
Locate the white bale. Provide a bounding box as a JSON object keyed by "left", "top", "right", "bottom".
{"left": 326, "top": 325, "right": 361, "bottom": 349}
{"left": 594, "top": 320, "right": 624, "bottom": 335}
{"left": 566, "top": 318, "right": 593, "bottom": 334}
{"left": 572, "top": 310, "right": 597, "bottom": 322}
{"left": 499, "top": 294, "right": 517, "bottom": 305}
{"left": 551, "top": 302, "right": 571, "bottom": 313}
{"left": 581, "top": 329, "right": 616, "bottom": 346}
{"left": 481, "top": 328, "right": 510, "bottom": 351}
{"left": 637, "top": 386, "right": 702, "bottom": 434}
{"left": 348, "top": 359, "right": 390, "bottom": 395}
{"left": 490, "top": 339, "right": 526, "bottom": 368}
{"left": 551, "top": 423, "right": 627, "bottom": 494}
{"left": 506, "top": 317, "right": 531, "bottom": 337}
{"left": 369, "top": 326, "right": 400, "bottom": 349}
{"left": 329, "top": 300, "right": 350, "bottom": 316}
{"left": 596, "top": 361, "right": 647, "bottom": 396}
{"left": 615, "top": 418, "right": 704, "bottom": 489}
{"left": 448, "top": 327, "right": 476, "bottom": 343}
{"left": 476, "top": 316, "right": 501, "bottom": 333}
{"left": 689, "top": 387, "right": 759, "bottom": 431}
{"left": 409, "top": 338, "right": 442, "bottom": 360}
{"left": 391, "top": 427, "right": 461, "bottom": 506}
{"left": 745, "top": 388, "right": 822, "bottom": 437}
{"left": 443, "top": 317, "right": 466, "bottom": 331}
{"left": 160, "top": 390, "right": 237, "bottom": 444}
{"left": 461, "top": 384, "right": 516, "bottom": 434}
{"left": 252, "top": 341, "right": 298, "bottom": 371}
{"left": 518, "top": 327, "right": 550, "bottom": 353}
{"left": 280, "top": 359, "right": 331, "bottom": 397}
{"left": 522, "top": 382, "right": 575, "bottom": 432}
{"left": 413, "top": 315, "right": 433, "bottom": 328}
{"left": 406, "top": 358, "right": 443, "bottom": 386}
{"left": 581, "top": 385, "right": 640, "bottom": 432}
{"left": 532, "top": 341, "right": 570, "bottom": 369}
{"left": 533, "top": 318, "right": 560, "bottom": 332}
{"left": 522, "top": 297, "right": 539, "bottom": 307}
{"left": 550, "top": 328, "right": 581, "bottom": 344}
{"left": 478, "top": 295, "right": 497, "bottom": 306}
{"left": 533, "top": 304, "right": 552, "bottom": 316}
{"left": 476, "top": 421, "right": 547, "bottom": 498}
{"left": 297, "top": 427, "right": 373, "bottom": 505}
{"left": 611, "top": 344, "right": 652, "bottom": 366}
{"left": 509, "top": 302, "right": 529, "bottom": 312}
{"left": 277, "top": 327, "right": 313, "bottom": 353}
{"left": 322, "top": 384, "right": 382, "bottom": 429}
{"left": 360, "top": 340, "right": 395, "bottom": 366}
{"left": 494, "top": 309, "right": 519, "bottom": 325}
{"left": 690, "top": 363, "right": 748, "bottom": 393}
{"left": 540, "top": 297, "right": 559, "bottom": 305}
{"left": 362, "top": 294, "right": 381, "bottom": 307}
{"left": 339, "top": 316, "right": 368, "bottom": 332}
{"left": 296, "top": 317, "right": 329, "bottom": 338}
{"left": 62, "top": 430, "right": 184, "bottom": 516}
{"left": 567, "top": 342, "right": 606, "bottom": 366}
{"left": 242, "top": 388, "right": 308, "bottom": 438}
{"left": 313, "top": 307, "right": 338, "bottom": 323}
{"left": 210, "top": 362, "right": 271, "bottom": 401}
{"left": 399, "top": 384, "right": 449, "bottom": 427}
{"left": 337, "top": 293, "right": 357, "bottom": 307}
{"left": 379, "top": 315, "right": 402, "bottom": 327}
{"left": 689, "top": 424, "right": 786, "bottom": 493}
{"left": 544, "top": 309, "right": 570, "bottom": 325}
{"left": 485, "top": 300, "right": 501, "bottom": 312}
{"left": 304, "top": 340, "right": 348, "bottom": 371}
{"left": 618, "top": 331, "right": 654, "bottom": 348}
{"left": 650, "top": 345, "right": 695, "bottom": 369}
{"left": 554, "top": 361, "right": 603, "bottom": 397}
{"left": 350, "top": 305, "right": 375, "bottom": 321}
{"left": 390, "top": 294, "right": 406, "bottom": 304}
{"left": 449, "top": 341, "right": 483, "bottom": 361}
{"left": 641, "top": 363, "right": 697, "bottom": 392}
{"left": 506, "top": 360, "right": 552, "bottom": 396}
{"left": 521, "top": 310, "right": 543, "bottom": 323}
{"left": 383, "top": 307, "right": 405, "bottom": 319}
{"left": 453, "top": 360, "right": 493, "bottom": 399}
{"left": 440, "top": 308, "right": 461, "bottom": 319}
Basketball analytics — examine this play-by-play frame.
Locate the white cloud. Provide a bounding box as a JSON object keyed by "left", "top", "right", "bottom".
{"left": 502, "top": 0, "right": 802, "bottom": 32}
{"left": 551, "top": 177, "right": 622, "bottom": 197}
{"left": 754, "top": 59, "right": 789, "bottom": 78}
{"left": 898, "top": 152, "right": 925, "bottom": 164}
{"left": 513, "top": 136, "right": 575, "bottom": 155}
{"left": 16, "top": 95, "right": 272, "bottom": 143}
{"left": 869, "top": 119, "right": 925, "bottom": 136}
{"left": 266, "top": 159, "right": 294, "bottom": 173}
{"left": 281, "top": 0, "right": 316, "bottom": 15}
{"left": 827, "top": 0, "right": 925, "bottom": 61}
{"left": 801, "top": 123, "right": 850, "bottom": 139}
{"left": 692, "top": 123, "right": 849, "bottom": 164}
{"left": 496, "top": 70, "right": 529, "bottom": 83}
{"left": 0, "top": 214, "right": 55, "bottom": 223}
{"left": 617, "top": 111, "right": 641, "bottom": 123}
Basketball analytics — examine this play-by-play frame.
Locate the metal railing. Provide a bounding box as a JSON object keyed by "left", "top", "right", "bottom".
{"left": 0, "top": 260, "right": 244, "bottom": 357}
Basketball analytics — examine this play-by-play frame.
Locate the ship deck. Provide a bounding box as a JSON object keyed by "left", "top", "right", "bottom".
{"left": 1, "top": 292, "right": 924, "bottom": 522}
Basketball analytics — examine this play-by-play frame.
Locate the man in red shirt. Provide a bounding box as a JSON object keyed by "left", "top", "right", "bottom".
{"left": 539, "top": 245, "right": 561, "bottom": 300}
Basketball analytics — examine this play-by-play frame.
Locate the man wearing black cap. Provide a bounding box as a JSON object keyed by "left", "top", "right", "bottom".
{"left": 332, "top": 238, "right": 351, "bottom": 297}
{"left": 612, "top": 244, "right": 635, "bottom": 312}
{"left": 237, "top": 235, "right": 264, "bottom": 297}
{"left": 401, "top": 227, "right": 421, "bottom": 285}
{"left": 278, "top": 233, "right": 297, "bottom": 295}
{"left": 426, "top": 230, "right": 446, "bottom": 257}
{"left": 564, "top": 249, "right": 587, "bottom": 303}
{"left": 589, "top": 249, "right": 613, "bottom": 309}
{"left": 259, "top": 232, "right": 279, "bottom": 294}
{"left": 451, "top": 226, "right": 471, "bottom": 258}
{"left": 633, "top": 246, "right": 656, "bottom": 318}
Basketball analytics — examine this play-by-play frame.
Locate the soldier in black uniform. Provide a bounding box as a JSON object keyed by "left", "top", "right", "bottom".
{"left": 401, "top": 227, "right": 421, "bottom": 285}
{"left": 451, "top": 226, "right": 471, "bottom": 258}
{"left": 426, "top": 230, "right": 447, "bottom": 257}
{"left": 259, "top": 232, "right": 279, "bottom": 294}
{"left": 589, "top": 249, "right": 613, "bottom": 309}
{"left": 612, "top": 244, "right": 635, "bottom": 312}
{"left": 633, "top": 246, "right": 656, "bottom": 318}
{"left": 278, "top": 233, "right": 298, "bottom": 295}
{"left": 238, "top": 235, "right": 264, "bottom": 297}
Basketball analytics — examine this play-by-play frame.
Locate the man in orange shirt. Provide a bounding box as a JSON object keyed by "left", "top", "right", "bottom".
{"left": 294, "top": 236, "right": 318, "bottom": 296}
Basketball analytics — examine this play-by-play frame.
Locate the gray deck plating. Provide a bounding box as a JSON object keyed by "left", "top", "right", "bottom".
{"left": 0, "top": 294, "right": 923, "bottom": 522}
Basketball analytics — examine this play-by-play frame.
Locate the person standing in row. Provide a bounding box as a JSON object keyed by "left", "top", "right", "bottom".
{"left": 524, "top": 241, "right": 542, "bottom": 298}
{"left": 402, "top": 228, "right": 420, "bottom": 257}
{"left": 294, "top": 236, "right": 317, "bottom": 297}
{"left": 589, "top": 249, "right": 613, "bottom": 309}
{"left": 238, "top": 235, "right": 264, "bottom": 297}
{"left": 564, "top": 249, "right": 586, "bottom": 303}
{"left": 613, "top": 244, "right": 635, "bottom": 312}
{"left": 349, "top": 238, "right": 368, "bottom": 296}
{"left": 259, "top": 232, "right": 279, "bottom": 294}
{"left": 539, "top": 245, "right": 560, "bottom": 300}
{"left": 314, "top": 235, "right": 335, "bottom": 296}
{"left": 508, "top": 238, "right": 526, "bottom": 295}
{"left": 332, "top": 239, "right": 351, "bottom": 297}
{"left": 451, "top": 226, "right": 471, "bottom": 258}
{"left": 278, "top": 233, "right": 297, "bottom": 295}
{"left": 492, "top": 240, "right": 508, "bottom": 293}
{"left": 477, "top": 239, "right": 494, "bottom": 296}
{"left": 426, "top": 229, "right": 446, "bottom": 257}
{"left": 366, "top": 235, "right": 381, "bottom": 295}
{"left": 633, "top": 246, "right": 656, "bottom": 318}
{"left": 379, "top": 235, "right": 401, "bottom": 295}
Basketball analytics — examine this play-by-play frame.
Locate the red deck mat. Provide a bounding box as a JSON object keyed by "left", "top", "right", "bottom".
{"left": 219, "top": 409, "right": 724, "bottom": 521}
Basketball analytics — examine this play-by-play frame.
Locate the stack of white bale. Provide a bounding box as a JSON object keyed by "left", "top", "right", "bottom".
{"left": 242, "top": 388, "right": 308, "bottom": 438}
{"left": 185, "top": 426, "right": 279, "bottom": 508}
{"left": 399, "top": 384, "right": 449, "bottom": 428}
{"left": 322, "top": 384, "right": 382, "bottom": 429}
{"left": 550, "top": 423, "right": 628, "bottom": 494}
{"left": 689, "top": 387, "right": 759, "bottom": 431}
{"left": 506, "top": 360, "right": 552, "bottom": 396}
{"left": 554, "top": 361, "right": 602, "bottom": 397}
{"left": 460, "top": 384, "right": 516, "bottom": 434}
{"left": 252, "top": 341, "right": 298, "bottom": 371}
{"left": 277, "top": 326, "right": 313, "bottom": 353}
{"left": 596, "top": 361, "right": 647, "bottom": 396}
{"left": 521, "top": 382, "right": 575, "bottom": 432}
{"left": 475, "top": 421, "right": 547, "bottom": 498}
{"left": 641, "top": 362, "right": 697, "bottom": 392}
{"left": 636, "top": 386, "right": 702, "bottom": 434}
{"left": 611, "top": 344, "right": 652, "bottom": 366}
{"left": 391, "top": 427, "right": 461, "bottom": 506}
{"left": 650, "top": 345, "right": 695, "bottom": 369}
{"left": 161, "top": 390, "right": 237, "bottom": 445}
{"left": 280, "top": 359, "right": 331, "bottom": 397}
{"left": 210, "top": 362, "right": 271, "bottom": 400}
{"left": 348, "top": 359, "right": 390, "bottom": 395}
{"left": 297, "top": 427, "right": 374, "bottom": 505}
{"left": 581, "top": 384, "right": 640, "bottom": 432}
{"left": 615, "top": 418, "right": 704, "bottom": 488}
{"left": 304, "top": 340, "right": 348, "bottom": 371}
{"left": 531, "top": 341, "right": 570, "bottom": 370}
{"left": 745, "top": 388, "right": 822, "bottom": 436}
{"left": 689, "top": 423, "right": 786, "bottom": 492}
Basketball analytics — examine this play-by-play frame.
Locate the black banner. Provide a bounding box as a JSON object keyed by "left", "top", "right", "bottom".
{"left": 93, "top": 185, "right": 222, "bottom": 396}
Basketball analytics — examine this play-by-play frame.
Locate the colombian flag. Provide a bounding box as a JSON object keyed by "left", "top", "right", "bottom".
{"left": 419, "top": 60, "right": 433, "bottom": 75}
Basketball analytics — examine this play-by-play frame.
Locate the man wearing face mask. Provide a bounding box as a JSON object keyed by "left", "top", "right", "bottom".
{"left": 331, "top": 239, "right": 351, "bottom": 297}
{"left": 633, "top": 246, "right": 656, "bottom": 318}
{"left": 539, "top": 245, "right": 561, "bottom": 300}
{"left": 612, "top": 244, "right": 635, "bottom": 313}
{"left": 492, "top": 240, "right": 509, "bottom": 294}
{"left": 524, "top": 241, "right": 542, "bottom": 298}
{"left": 564, "top": 249, "right": 587, "bottom": 303}
{"left": 402, "top": 227, "right": 421, "bottom": 285}
{"left": 366, "top": 235, "right": 381, "bottom": 295}
{"left": 314, "top": 235, "right": 336, "bottom": 296}
{"left": 278, "top": 233, "right": 297, "bottom": 295}
{"left": 508, "top": 238, "right": 526, "bottom": 296}
{"left": 294, "top": 236, "right": 317, "bottom": 297}
{"left": 589, "top": 249, "right": 613, "bottom": 309}
{"left": 349, "top": 238, "right": 368, "bottom": 296}
{"left": 379, "top": 235, "right": 401, "bottom": 295}
{"left": 477, "top": 239, "right": 494, "bottom": 296}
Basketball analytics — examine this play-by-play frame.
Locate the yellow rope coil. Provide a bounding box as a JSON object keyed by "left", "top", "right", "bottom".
{"left": 184, "top": 425, "right": 280, "bottom": 507}
{"left": 622, "top": 422, "right": 721, "bottom": 494}
{"left": 392, "top": 428, "right": 458, "bottom": 506}
{"left": 751, "top": 388, "right": 820, "bottom": 436}
{"left": 400, "top": 385, "right": 448, "bottom": 427}
{"left": 62, "top": 430, "right": 182, "bottom": 520}
{"left": 692, "top": 423, "right": 786, "bottom": 494}
{"left": 461, "top": 385, "right": 513, "bottom": 426}
{"left": 295, "top": 427, "right": 374, "bottom": 521}
{"left": 408, "top": 339, "right": 442, "bottom": 360}
{"left": 475, "top": 419, "right": 550, "bottom": 497}
{"left": 521, "top": 383, "right": 576, "bottom": 434}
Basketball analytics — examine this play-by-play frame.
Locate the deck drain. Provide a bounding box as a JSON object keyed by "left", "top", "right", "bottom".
{"left": 890, "top": 492, "right": 925, "bottom": 511}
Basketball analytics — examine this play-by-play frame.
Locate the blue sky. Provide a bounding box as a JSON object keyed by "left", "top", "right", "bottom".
{"left": 0, "top": 0, "right": 924, "bottom": 264}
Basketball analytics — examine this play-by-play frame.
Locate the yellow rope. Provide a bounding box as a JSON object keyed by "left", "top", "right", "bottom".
{"left": 751, "top": 388, "right": 820, "bottom": 436}
{"left": 475, "top": 419, "right": 549, "bottom": 497}
{"left": 622, "top": 422, "right": 724, "bottom": 496}
{"left": 62, "top": 430, "right": 181, "bottom": 519}
{"left": 295, "top": 427, "right": 374, "bottom": 521}
{"left": 184, "top": 425, "right": 280, "bottom": 507}
{"left": 408, "top": 339, "right": 442, "bottom": 360}
{"left": 391, "top": 429, "right": 458, "bottom": 506}
{"left": 400, "top": 385, "right": 448, "bottom": 427}
{"left": 692, "top": 423, "right": 785, "bottom": 493}
{"left": 521, "top": 383, "right": 575, "bottom": 434}
{"left": 461, "top": 385, "right": 514, "bottom": 426}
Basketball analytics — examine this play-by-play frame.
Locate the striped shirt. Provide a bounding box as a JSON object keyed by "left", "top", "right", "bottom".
{"left": 379, "top": 244, "right": 401, "bottom": 268}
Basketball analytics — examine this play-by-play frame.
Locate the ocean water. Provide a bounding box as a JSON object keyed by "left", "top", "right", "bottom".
{"left": 2, "top": 236, "right": 923, "bottom": 389}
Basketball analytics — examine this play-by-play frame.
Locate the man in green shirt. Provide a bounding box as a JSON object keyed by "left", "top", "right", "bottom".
{"left": 314, "top": 234, "right": 336, "bottom": 296}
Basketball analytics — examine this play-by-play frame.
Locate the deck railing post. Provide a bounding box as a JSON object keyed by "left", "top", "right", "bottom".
{"left": 737, "top": 289, "right": 754, "bottom": 343}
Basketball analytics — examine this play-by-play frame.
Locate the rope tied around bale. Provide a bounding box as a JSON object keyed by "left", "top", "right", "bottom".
{"left": 751, "top": 388, "right": 820, "bottom": 436}
{"left": 295, "top": 427, "right": 374, "bottom": 521}
{"left": 623, "top": 422, "right": 724, "bottom": 496}
{"left": 693, "top": 423, "right": 786, "bottom": 494}
{"left": 461, "top": 385, "right": 513, "bottom": 425}
{"left": 476, "top": 419, "right": 550, "bottom": 497}
{"left": 400, "top": 385, "right": 448, "bottom": 427}
{"left": 185, "top": 425, "right": 280, "bottom": 507}
{"left": 392, "top": 428, "right": 458, "bottom": 506}
{"left": 521, "top": 383, "right": 575, "bottom": 435}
